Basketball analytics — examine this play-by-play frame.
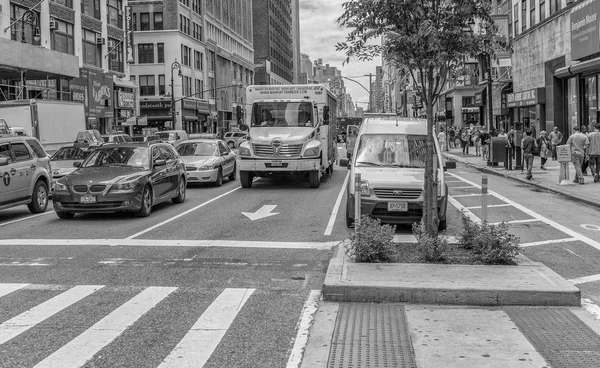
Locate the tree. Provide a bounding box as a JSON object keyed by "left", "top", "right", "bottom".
{"left": 336, "top": 0, "right": 508, "bottom": 236}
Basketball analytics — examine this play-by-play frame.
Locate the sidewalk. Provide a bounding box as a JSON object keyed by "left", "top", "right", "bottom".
{"left": 442, "top": 146, "right": 600, "bottom": 209}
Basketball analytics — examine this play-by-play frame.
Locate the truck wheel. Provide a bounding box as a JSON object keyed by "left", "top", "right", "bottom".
{"left": 345, "top": 201, "right": 354, "bottom": 228}
{"left": 240, "top": 171, "right": 253, "bottom": 188}
{"left": 308, "top": 171, "right": 320, "bottom": 188}
{"left": 27, "top": 180, "right": 48, "bottom": 213}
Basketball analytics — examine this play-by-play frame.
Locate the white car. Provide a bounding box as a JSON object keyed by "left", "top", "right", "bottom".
{"left": 340, "top": 114, "right": 455, "bottom": 230}
{"left": 223, "top": 131, "right": 248, "bottom": 148}
{"left": 176, "top": 139, "right": 237, "bottom": 186}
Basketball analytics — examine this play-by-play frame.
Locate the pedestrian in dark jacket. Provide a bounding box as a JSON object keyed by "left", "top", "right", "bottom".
{"left": 521, "top": 129, "right": 537, "bottom": 180}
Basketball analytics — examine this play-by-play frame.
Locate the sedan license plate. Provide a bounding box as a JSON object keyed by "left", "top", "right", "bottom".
{"left": 387, "top": 201, "right": 407, "bottom": 212}
{"left": 270, "top": 161, "right": 283, "bottom": 167}
{"left": 80, "top": 194, "right": 96, "bottom": 204}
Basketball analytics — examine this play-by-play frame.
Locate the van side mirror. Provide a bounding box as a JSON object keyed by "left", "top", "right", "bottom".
{"left": 339, "top": 158, "right": 350, "bottom": 168}
{"left": 445, "top": 161, "right": 456, "bottom": 170}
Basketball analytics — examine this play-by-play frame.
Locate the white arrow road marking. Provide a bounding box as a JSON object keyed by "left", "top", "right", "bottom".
{"left": 242, "top": 205, "right": 279, "bottom": 220}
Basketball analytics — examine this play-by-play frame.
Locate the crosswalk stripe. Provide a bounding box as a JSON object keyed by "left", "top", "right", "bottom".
{"left": 0, "top": 285, "right": 104, "bottom": 345}
{"left": 158, "top": 288, "right": 255, "bottom": 368}
{"left": 34, "top": 286, "right": 177, "bottom": 368}
{"left": 0, "top": 283, "right": 29, "bottom": 298}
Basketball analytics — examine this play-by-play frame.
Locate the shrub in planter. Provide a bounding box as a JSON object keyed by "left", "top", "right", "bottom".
{"left": 346, "top": 214, "right": 396, "bottom": 263}
{"left": 412, "top": 220, "right": 448, "bottom": 262}
{"left": 458, "top": 210, "right": 479, "bottom": 250}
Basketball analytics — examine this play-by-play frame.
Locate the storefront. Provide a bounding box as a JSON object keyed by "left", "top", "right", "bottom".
{"left": 461, "top": 106, "right": 480, "bottom": 126}
{"left": 506, "top": 88, "right": 545, "bottom": 136}
{"left": 181, "top": 98, "right": 211, "bottom": 134}
{"left": 139, "top": 99, "right": 172, "bottom": 132}
{"left": 69, "top": 67, "right": 114, "bottom": 134}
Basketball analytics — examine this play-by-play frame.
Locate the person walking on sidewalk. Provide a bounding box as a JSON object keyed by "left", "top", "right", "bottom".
{"left": 536, "top": 130, "right": 550, "bottom": 170}
{"left": 521, "top": 130, "right": 537, "bottom": 180}
{"left": 461, "top": 127, "right": 470, "bottom": 155}
{"left": 566, "top": 126, "right": 590, "bottom": 184}
{"left": 480, "top": 128, "right": 490, "bottom": 161}
{"left": 438, "top": 127, "right": 447, "bottom": 151}
{"left": 473, "top": 127, "right": 482, "bottom": 156}
{"left": 448, "top": 127, "right": 455, "bottom": 148}
{"left": 548, "top": 126, "right": 563, "bottom": 161}
{"left": 581, "top": 125, "right": 590, "bottom": 176}
{"left": 588, "top": 123, "right": 600, "bottom": 183}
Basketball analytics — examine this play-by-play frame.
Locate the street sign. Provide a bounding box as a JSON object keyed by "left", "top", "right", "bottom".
{"left": 556, "top": 144, "right": 571, "bottom": 162}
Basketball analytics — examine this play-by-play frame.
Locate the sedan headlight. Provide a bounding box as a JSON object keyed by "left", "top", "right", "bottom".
{"left": 238, "top": 147, "right": 251, "bottom": 157}
{"left": 359, "top": 180, "right": 370, "bottom": 196}
{"left": 304, "top": 147, "right": 320, "bottom": 157}
{"left": 54, "top": 182, "right": 69, "bottom": 193}
{"left": 198, "top": 164, "right": 215, "bottom": 170}
{"left": 110, "top": 179, "right": 139, "bottom": 192}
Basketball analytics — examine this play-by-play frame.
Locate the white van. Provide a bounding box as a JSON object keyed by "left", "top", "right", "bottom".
{"left": 339, "top": 114, "right": 455, "bottom": 230}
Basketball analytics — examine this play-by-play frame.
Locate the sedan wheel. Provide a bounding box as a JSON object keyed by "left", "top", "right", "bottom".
{"left": 134, "top": 186, "right": 152, "bottom": 217}
{"left": 172, "top": 176, "right": 186, "bottom": 204}
{"left": 213, "top": 168, "right": 223, "bottom": 187}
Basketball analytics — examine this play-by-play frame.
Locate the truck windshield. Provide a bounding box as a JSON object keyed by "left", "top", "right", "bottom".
{"left": 251, "top": 102, "right": 314, "bottom": 127}
{"left": 355, "top": 134, "right": 434, "bottom": 168}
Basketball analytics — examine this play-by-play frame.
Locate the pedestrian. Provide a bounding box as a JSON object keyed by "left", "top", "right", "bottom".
{"left": 536, "top": 130, "right": 550, "bottom": 170}
{"left": 566, "top": 126, "right": 590, "bottom": 184}
{"left": 480, "top": 128, "right": 490, "bottom": 161}
{"left": 448, "top": 127, "right": 455, "bottom": 148}
{"left": 548, "top": 126, "right": 563, "bottom": 160}
{"left": 461, "top": 127, "right": 470, "bottom": 155}
{"left": 521, "top": 129, "right": 537, "bottom": 180}
{"left": 507, "top": 126, "right": 516, "bottom": 158}
{"left": 581, "top": 125, "right": 590, "bottom": 176}
{"left": 473, "top": 127, "right": 482, "bottom": 156}
{"left": 438, "top": 127, "right": 447, "bottom": 151}
{"left": 588, "top": 123, "right": 600, "bottom": 183}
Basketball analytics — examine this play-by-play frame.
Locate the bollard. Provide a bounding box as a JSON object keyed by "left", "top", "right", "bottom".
{"left": 354, "top": 173, "right": 361, "bottom": 227}
{"left": 481, "top": 174, "right": 488, "bottom": 223}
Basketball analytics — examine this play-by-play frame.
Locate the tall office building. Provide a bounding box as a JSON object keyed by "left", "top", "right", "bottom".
{"left": 252, "top": 0, "right": 293, "bottom": 85}
{"left": 290, "top": 0, "right": 301, "bottom": 83}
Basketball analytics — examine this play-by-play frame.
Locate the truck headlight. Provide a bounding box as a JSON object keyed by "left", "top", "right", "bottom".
{"left": 54, "top": 182, "right": 69, "bottom": 193}
{"left": 359, "top": 180, "right": 370, "bottom": 196}
{"left": 304, "top": 147, "right": 320, "bottom": 157}
{"left": 238, "top": 147, "right": 251, "bottom": 156}
{"left": 110, "top": 180, "right": 138, "bottom": 192}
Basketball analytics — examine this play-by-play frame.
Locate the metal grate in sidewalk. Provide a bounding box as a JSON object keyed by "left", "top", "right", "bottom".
{"left": 328, "top": 303, "right": 416, "bottom": 368}
{"left": 505, "top": 307, "right": 600, "bottom": 368}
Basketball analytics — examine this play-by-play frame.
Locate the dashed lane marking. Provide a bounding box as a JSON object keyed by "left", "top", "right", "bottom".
{"left": 447, "top": 172, "right": 600, "bottom": 252}
{"left": 0, "top": 283, "right": 29, "bottom": 298}
{"left": 0, "top": 212, "right": 54, "bottom": 228}
{"left": 0, "top": 239, "right": 339, "bottom": 250}
{"left": 520, "top": 238, "right": 579, "bottom": 248}
{"left": 489, "top": 219, "right": 541, "bottom": 225}
{"left": 325, "top": 171, "right": 349, "bottom": 236}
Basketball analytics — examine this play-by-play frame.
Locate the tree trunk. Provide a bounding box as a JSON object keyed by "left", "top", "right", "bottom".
{"left": 424, "top": 102, "right": 438, "bottom": 236}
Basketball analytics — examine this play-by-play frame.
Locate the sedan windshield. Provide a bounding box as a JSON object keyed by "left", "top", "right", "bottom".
{"left": 177, "top": 142, "right": 218, "bottom": 157}
{"left": 355, "top": 134, "right": 432, "bottom": 168}
{"left": 51, "top": 147, "right": 93, "bottom": 161}
{"left": 82, "top": 147, "right": 149, "bottom": 169}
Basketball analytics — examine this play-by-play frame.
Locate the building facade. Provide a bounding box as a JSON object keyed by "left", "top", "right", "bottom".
{"left": 0, "top": 0, "right": 137, "bottom": 135}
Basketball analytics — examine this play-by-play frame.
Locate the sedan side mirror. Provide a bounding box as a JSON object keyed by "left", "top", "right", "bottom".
{"left": 73, "top": 161, "right": 81, "bottom": 168}
{"left": 154, "top": 159, "right": 167, "bottom": 167}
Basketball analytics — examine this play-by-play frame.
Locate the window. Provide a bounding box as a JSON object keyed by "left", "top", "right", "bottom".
{"left": 194, "top": 50, "right": 202, "bottom": 70}
{"left": 51, "top": 19, "right": 75, "bottom": 55}
{"left": 550, "top": 0, "right": 561, "bottom": 15}
{"left": 81, "top": 0, "right": 101, "bottom": 19}
{"left": 26, "top": 139, "right": 46, "bottom": 158}
{"left": 140, "top": 12, "right": 150, "bottom": 30}
{"left": 108, "top": 38, "right": 123, "bottom": 72}
{"left": 107, "top": 0, "right": 123, "bottom": 28}
{"left": 82, "top": 28, "right": 102, "bottom": 67}
{"left": 153, "top": 43, "right": 163, "bottom": 64}
{"left": 521, "top": 0, "right": 527, "bottom": 31}
{"left": 208, "top": 77, "right": 215, "bottom": 97}
{"left": 514, "top": 4, "right": 519, "bottom": 36}
{"left": 179, "top": 15, "right": 190, "bottom": 34}
{"left": 530, "top": 0, "right": 535, "bottom": 27}
{"left": 154, "top": 12, "right": 163, "bottom": 30}
{"left": 11, "top": 143, "right": 31, "bottom": 162}
{"left": 132, "top": 13, "right": 137, "bottom": 31}
{"left": 192, "top": 0, "right": 201, "bottom": 14}
{"left": 181, "top": 45, "right": 190, "bottom": 66}
{"left": 51, "top": 0, "right": 73, "bottom": 8}
{"left": 179, "top": 0, "right": 189, "bottom": 7}
{"left": 138, "top": 43, "right": 154, "bottom": 63}
{"left": 139, "top": 75, "right": 155, "bottom": 96}
{"left": 159, "top": 75, "right": 165, "bottom": 95}
{"left": 208, "top": 51, "right": 215, "bottom": 71}
{"left": 540, "top": 0, "right": 546, "bottom": 21}
{"left": 182, "top": 76, "right": 192, "bottom": 96}
{"left": 193, "top": 23, "right": 202, "bottom": 41}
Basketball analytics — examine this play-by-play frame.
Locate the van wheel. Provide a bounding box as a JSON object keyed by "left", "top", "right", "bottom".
{"left": 56, "top": 211, "right": 74, "bottom": 219}
{"left": 27, "top": 180, "right": 48, "bottom": 213}
{"left": 240, "top": 171, "right": 253, "bottom": 188}
{"left": 345, "top": 200, "right": 354, "bottom": 228}
{"left": 308, "top": 171, "right": 320, "bottom": 188}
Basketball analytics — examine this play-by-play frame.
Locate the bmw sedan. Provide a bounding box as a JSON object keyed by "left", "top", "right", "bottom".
{"left": 177, "top": 139, "right": 236, "bottom": 186}
{"left": 52, "top": 142, "right": 186, "bottom": 218}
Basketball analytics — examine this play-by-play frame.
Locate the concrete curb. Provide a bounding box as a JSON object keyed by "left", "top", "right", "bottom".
{"left": 442, "top": 152, "right": 600, "bottom": 210}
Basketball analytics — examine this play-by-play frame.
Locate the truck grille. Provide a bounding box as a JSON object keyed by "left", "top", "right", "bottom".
{"left": 252, "top": 143, "right": 303, "bottom": 157}
{"left": 374, "top": 188, "right": 422, "bottom": 199}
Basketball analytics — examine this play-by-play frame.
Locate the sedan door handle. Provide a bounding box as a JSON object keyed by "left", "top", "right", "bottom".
{"left": 10, "top": 168, "right": 16, "bottom": 175}
{"left": 30, "top": 164, "right": 36, "bottom": 170}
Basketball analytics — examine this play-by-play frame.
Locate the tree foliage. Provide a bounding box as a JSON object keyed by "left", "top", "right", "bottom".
{"left": 336, "top": 0, "right": 509, "bottom": 236}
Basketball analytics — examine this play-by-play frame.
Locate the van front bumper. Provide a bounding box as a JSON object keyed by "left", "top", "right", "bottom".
{"left": 239, "top": 158, "right": 319, "bottom": 172}
{"left": 347, "top": 194, "right": 448, "bottom": 224}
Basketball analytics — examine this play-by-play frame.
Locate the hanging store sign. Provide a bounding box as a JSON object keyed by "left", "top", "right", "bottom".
{"left": 125, "top": 6, "right": 134, "bottom": 63}
{"left": 118, "top": 91, "right": 135, "bottom": 108}
{"left": 506, "top": 88, "right": 545, "bottom": 108}
{"left": 571, "top": 0, "right": 600, "bottom": 60}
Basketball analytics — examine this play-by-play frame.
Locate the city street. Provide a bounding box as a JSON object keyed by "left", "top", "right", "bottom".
{"left": 1, "top": 153, "right": 600, "bottom": 366}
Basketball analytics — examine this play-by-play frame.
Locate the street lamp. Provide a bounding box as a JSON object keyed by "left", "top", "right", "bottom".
{"left": 170, "top": 60, "right": 182, "bottom": 129}
{"left": 21, "top": 10, "right": 40, "bottom": 44}
{"left": 342, "top": 76, "right": 371, "bottom": 112}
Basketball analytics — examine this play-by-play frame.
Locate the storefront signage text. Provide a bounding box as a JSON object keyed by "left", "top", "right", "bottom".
{"left": 125, "top": 6, "right": 134, "bottom": 63}
{"left": 182, "top": 99, "right": 210, "bottom": 111}
{"left": 140, "top": 101, "right": 170, "bottom": 109}
{"left": 118, "top": 91, "right": 135, "bottom": 108}
{"left": 571, "top": 0, "right": 600, "bottom": 60}
{"left": 506, "top": 88, "right": 545, "bottom": 108}
{"left": 474, "top": 92, "right": 483, "bottom": 106}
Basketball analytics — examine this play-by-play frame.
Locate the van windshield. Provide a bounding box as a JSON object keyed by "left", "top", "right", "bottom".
{"left": 355, "top": 134, "right": 434, "bottom": 168}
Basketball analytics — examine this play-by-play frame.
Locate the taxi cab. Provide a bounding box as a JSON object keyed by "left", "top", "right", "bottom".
{"left": 0, "top": 136, "right": 51, "bottom": 213}
{"left": 176, "top": 139, "right": 236, "bottom": 186}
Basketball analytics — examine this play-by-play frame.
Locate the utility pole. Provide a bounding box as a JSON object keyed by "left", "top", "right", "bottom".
{"left": 364, "top": 73, "right": 375, "bottom": 113}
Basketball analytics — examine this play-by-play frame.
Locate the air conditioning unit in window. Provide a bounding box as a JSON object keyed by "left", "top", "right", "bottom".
{"left": 49, "top": 18, "right": 58, "bottom": 30}
{"left": 96, "top": 35, "right": 105, "bottom": 45}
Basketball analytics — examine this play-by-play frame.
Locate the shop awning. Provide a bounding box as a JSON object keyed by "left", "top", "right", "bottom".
{"left": 555, "top": 57, "right": 600, "bottom": 78}
{"left": 183, "top": 116, "right": 198, "bottom": 121}
{"left": 113, "top": 77, "right": 137, "bottom": 89}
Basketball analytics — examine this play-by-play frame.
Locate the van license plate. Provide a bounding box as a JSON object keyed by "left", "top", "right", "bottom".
{"left": 388, "top": 201, "right": 407, "bottom": 212}
{"left": 270, "top": 161, "right": 283, "bottom": 167}
{"left": 80, "top": 195, "right": 96, "bottom": 204}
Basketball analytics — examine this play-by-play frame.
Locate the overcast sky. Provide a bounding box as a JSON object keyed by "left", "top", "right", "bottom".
{"left": 298, "top": 0, "right": 381, "bottom": 109}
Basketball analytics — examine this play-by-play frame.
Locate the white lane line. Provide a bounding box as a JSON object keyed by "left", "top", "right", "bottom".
{"left": 34, "top": 286, "right": 176, "bottom": 368}
{"left": 465, "top": 204, "right": 513, "bottom": 209}
{"left": 448, "top": 196, "right": 480, "bottom": 223}
{"left": 0, "top": 239, "right": 339, "bottom": 250}
{"left": 520, "top": 238, "right": 579, "bottom": 248}
{"left": 158, "top": 288, "right": 255, "bottom": 368}
{"left": 324, "top": 171, "right": 349, "bottom": 236}
{"left": 572, "top": 275, "right": 600, "bottom": 285}
{"left": 287, "top": 290, "right": 321, "bottom": 368}
{"left": 0, "top": 212, "right": 54, "bottom": 228}
{"left": 127, "top": 186, "right": 243, "bottom": 239}
{"left": 451, "top": 186, "right": 477, "bottom": 189}
{"left": 582, "top": 299, "right": 600, "bottom": 319}
{"left": 0, "top": 284, "right": 30, "bottom": 298}
{"left": 489, "top": 219, "right": 541, "bottom": 225}
{"left": 0, "top": 285, "right": 104, "bottom": 345}
{"left": 444, "top": 180, "right": 464, "bottom": 183}
{"left": 448, "top": 172, "right": 600, "bottom": 252}
{"left": 451, "top": 193, "right": 482, "bottom": 198}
